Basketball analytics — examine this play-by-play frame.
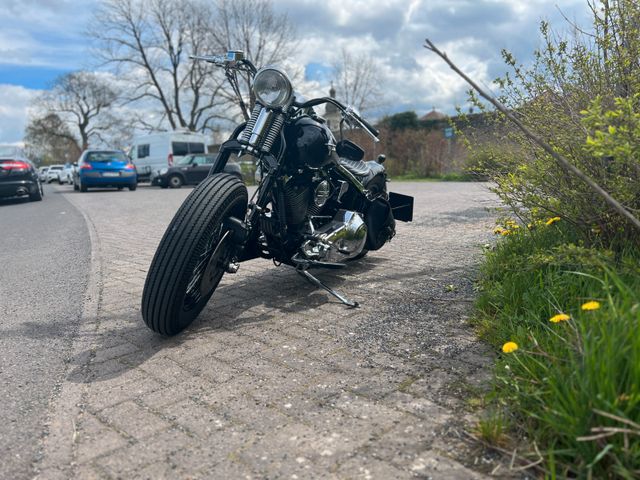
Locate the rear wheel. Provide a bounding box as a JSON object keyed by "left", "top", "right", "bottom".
{"left": 141, "top": 174, "right": 247, "bottom": 335}
{"left": 73, "top": 178, "right": 79, "bottom": 191}
{"left": 79, "top": 178, "right": 88, "bottom": 192}
{"left": 129, "top": 184, "right": 137, "bottom": 191}
{"left": 29, "top": 183, "right": 43, "bottom": 202}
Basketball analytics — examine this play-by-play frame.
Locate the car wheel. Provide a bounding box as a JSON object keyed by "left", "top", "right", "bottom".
{"left": 29, "top": 183, "right": 43, "bottom": 202}
{"left": 80, "top": 179, "right": 88, "bottom": 192}
{"left": 58, "top": 177, "right": 63, "bottom": 185}
{"left": 73, "top": 179, "right": 79, "bottom": 191}
{"left": 168, "top": 174, "right": 183, "bottom": 188}
{"left": 117, "top": 186, "right": 124, "bottom": 191}
{"left": 129, "top": 184, "right": 137, "bottom": 191}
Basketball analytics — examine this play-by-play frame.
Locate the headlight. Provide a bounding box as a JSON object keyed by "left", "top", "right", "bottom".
{"left": 252, "top": 67, "right": 293, "bottom": 108}
{"left": 160, "top": 168, "right": 168, "bottom": 175}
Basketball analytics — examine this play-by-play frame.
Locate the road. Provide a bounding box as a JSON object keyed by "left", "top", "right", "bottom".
{"left": 0, "top": 186, "right": 91, "bottom": 479}
{"left": 1, "top": 181, "right": 500, "bottom": 479}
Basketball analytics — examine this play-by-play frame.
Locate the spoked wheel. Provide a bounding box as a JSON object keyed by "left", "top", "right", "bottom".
{"left": 141, "top": 174, "right": 247, "bottom": 336}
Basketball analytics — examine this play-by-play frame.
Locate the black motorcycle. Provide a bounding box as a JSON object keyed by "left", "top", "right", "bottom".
{"left": 141, "top": 51, "right": 414, "bottom": 335}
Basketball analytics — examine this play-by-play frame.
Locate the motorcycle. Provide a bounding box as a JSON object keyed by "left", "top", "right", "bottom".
{"left": 141, "top": 51, "right": 414, "bottom": 336}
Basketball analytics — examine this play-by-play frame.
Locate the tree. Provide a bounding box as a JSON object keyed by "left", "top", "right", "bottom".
{"left": 38, "top": 71, "right": 120, "bottom": 152}
{"left": 91, "top": 0, "right": 296, "bottom": 131}
{"left": 332, "top": 47, "right": 384, "bottom": 113}
{"left": 23, "top": 113, "right": 82, "bottom": 164}
{"left": 379, "top": 111, "right": 419, "bottom": 130}
{"left": 209, "top": 0, "right": 298, "bottom": 109}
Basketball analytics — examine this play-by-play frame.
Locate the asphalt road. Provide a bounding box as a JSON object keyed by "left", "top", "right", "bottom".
{"left": 0, "top": 185, "right": 90, "bottom": 479}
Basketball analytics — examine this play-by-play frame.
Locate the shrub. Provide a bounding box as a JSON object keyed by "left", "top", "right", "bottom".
{"left": 475, "top": 0, "right": 640, "bottom": 247}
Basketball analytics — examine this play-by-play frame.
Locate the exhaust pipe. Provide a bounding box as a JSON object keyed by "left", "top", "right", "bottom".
{"left": 16, "top": 187, "right": 28, "bottom": 196}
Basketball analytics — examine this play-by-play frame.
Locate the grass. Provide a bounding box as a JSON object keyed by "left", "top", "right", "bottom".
{"left": 475, "top": 220, "right": 640, "bottom": 478}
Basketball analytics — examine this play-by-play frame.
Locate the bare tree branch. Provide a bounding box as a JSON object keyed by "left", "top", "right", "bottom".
{"left": 424, "top": 38, "right": 640, "bottom": 232}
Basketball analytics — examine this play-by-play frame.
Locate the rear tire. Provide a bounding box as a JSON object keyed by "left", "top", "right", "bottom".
{"left": 141, "top": 174, "right": 248, "bottom": 335}
{"left": 80, "top": 179, "right": 88, "bottom": 192}
{"left": 129, "top": 184, "right": 137, "bottom": 191}
{"left": 29, "top": 183, "right": 43, "bottom": 202}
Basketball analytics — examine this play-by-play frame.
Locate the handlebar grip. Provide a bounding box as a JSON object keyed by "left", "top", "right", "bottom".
{"left": 355, "top": 114, "right": 379, "bottom": 137}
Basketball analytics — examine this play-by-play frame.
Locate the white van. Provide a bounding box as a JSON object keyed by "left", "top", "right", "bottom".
{"left": 129, "top": 131, "right": 208, "bottom": 183}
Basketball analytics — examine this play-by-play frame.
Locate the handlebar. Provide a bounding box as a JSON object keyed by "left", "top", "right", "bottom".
{"left": 295, "top": 97, "right": 379, "bottom": 139}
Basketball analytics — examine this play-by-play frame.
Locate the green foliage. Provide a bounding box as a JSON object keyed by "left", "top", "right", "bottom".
{"left": 379, "top": 111, "right": 420, "bottom": 130}
{"left": 476, "top": 0, "right": 640, "bottom": 248}
{"left": 476, "top": 222, "right": 640, "bottom": 478}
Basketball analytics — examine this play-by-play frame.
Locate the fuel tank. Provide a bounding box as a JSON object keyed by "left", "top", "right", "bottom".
{"left": 284, "top": 116, "right": 336, "bottom": 169}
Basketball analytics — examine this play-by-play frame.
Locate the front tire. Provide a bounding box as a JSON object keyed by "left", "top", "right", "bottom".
{"left": 141, "top": 174, "right": 248, "bottom": 335}
{"left": 168, "top": 174, "right": 183, "bottom": 188}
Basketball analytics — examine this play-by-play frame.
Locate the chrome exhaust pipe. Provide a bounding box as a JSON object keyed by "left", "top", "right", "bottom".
{"left": 16, "top": 187, "right": 28, "bottom": 196}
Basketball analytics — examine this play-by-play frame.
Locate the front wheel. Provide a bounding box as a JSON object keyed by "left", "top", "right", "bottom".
{"left": 141, "top": 174, "right": 248, "bottom": 335}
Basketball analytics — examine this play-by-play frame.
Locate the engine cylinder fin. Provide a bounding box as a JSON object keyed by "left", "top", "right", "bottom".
{"left": 283, "top": 182, "right": 311, "bottom": 225}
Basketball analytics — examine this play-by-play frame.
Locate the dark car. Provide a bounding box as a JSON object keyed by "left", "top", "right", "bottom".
{"left": 73, "top": 150, "right": 137, "bottom": 192}
{"left": 0, "top": 157, "right": 43, "bottom": 202}
{"left": 155, "top": 154, "right": 243, "bottom": 188}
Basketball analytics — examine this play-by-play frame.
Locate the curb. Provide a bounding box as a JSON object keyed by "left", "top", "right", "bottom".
{"left": 34, "top": 195, "right": 104, "bottom": 479}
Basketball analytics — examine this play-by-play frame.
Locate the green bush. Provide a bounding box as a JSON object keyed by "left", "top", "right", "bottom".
{"left": 475, "top": 1, "right": 640, "bottom": 248}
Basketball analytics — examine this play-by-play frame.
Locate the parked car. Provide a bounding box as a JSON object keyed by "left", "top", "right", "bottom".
{"left": 46, "top": 165, "right": 64, "bottom": 183}
{"left": 59, "top": 163, "right": 75, "bottom": 184}
{"left": 129, "top": 131, "right": 208, "bottom": 184}
{"left": 156, "top": 154, "right": 242, "bottom": 188}
{"left": 38, "top": 166, "right": 49, "bottom": 182}
{"left": 0, "top": 157, "right": 43, "bottom": 201}
{"left": 73, "top": 150, "right": 137, "bottom": 192}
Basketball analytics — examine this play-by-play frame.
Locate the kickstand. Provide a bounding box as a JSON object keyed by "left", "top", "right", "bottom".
{"left": 297, "top": 268, "right": 359, "bottom": 308}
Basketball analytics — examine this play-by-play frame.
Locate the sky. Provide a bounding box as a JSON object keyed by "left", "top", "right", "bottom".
{"left": 0, "top": 0, "right": 591, "bottom": 145}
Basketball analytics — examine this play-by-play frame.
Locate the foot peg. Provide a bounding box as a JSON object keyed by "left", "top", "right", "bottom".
{"left": 297, "top": 268, "right": 359, "bottom": 308}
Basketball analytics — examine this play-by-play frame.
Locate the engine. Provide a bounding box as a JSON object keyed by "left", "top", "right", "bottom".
{"left": 301, "top": 209, "right": 367, "bottom": 263}
{"left": 278, "top": 174, "right": 365, "bottom": 263}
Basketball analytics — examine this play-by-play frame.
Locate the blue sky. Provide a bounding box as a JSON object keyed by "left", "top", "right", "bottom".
{"left": 0, "top": 0, "right": 590, "bottom": 144}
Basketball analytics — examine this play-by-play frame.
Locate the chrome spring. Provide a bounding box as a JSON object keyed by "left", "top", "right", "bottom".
{"left": 260, "top": 113, "right": 284, "bottom": 153}
{"left": 239, "top": 105, "right": 262, "bottom": 144}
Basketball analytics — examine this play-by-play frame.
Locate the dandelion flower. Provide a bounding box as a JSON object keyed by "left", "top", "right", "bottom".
{"left": 550, "top": 313, "right": 570, "bottom": 323}
{"left": 493, "top": 226, "right": 505, "bottom": 235}
{"left": 581, "top": 300, "right": 601, "bottom": 311}
{"left": 502, "top": 341, "right": 518, "bottom": 353}
{"left": 545, "top": 216, "right": 561, "bottom": 226}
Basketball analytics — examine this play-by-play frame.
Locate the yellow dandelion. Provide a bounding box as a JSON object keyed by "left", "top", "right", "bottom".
{"left": 493, "top": 226, "right": 505, "bottom": 235}
{"left": 545, "top": 216, "right": 561, "bottom": 226}
{"left": 500, "top": 229, "right": 512, "bottom": 236}
{"left": 581, "top": 300, "right": 601, "bottom": 311}
{"left": 502, "top": 341, "right": 518, "bottom": 353}
{"left": 550, "top": 313, "right": 570, "bottom": 323}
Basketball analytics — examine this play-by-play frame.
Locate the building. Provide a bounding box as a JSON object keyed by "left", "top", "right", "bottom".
{"left": 324, "top": 83, "right": 341, "bottom": 132}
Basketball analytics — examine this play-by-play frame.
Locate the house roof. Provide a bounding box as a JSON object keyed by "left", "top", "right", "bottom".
{"left": 421, "top": 108, "right": 447, "bottom": 121}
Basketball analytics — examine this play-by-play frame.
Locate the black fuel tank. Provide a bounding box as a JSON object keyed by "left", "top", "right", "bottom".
{"left": 284, "top": 116, "right": 335, "bottom": 169}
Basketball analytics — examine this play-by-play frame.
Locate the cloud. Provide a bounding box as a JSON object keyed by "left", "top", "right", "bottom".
{"left": 0, "top": 0, "right": 593, "bottom": 142}
{"left": 0, "top": 84, "right": 40, "bottom": 144}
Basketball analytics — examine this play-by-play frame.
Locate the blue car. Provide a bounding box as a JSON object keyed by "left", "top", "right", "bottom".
{"left": 73, "top": 150, "right": 137, "bottom": 192}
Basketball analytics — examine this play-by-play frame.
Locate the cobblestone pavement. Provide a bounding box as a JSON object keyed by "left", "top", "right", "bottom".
{"left": 37, "top": 181, "right": 499, "bottom": 479}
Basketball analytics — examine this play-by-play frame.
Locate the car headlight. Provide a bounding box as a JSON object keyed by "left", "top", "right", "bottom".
{"left": 252, "top": 67, "right": 293, "bottom": 108}
{"left": 159, "top": 168, "right": 168, "bottom": 175}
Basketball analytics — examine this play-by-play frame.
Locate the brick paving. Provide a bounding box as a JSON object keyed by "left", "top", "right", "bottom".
{"left": 37, "top": 182, "right": 499, "bottom": 479}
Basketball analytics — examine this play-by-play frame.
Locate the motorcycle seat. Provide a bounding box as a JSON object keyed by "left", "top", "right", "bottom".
{"left": 339, "top": 158, "right": 385, "bottom": 186}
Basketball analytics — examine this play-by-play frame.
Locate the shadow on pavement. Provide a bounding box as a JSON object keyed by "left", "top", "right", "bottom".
{"left": 64, "top": 254, "right": 387, "bottom": 385}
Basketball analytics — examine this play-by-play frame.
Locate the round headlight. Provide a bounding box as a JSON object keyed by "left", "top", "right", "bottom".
{"left": 252, "top": 67, "right": 292, "bottom": 108}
